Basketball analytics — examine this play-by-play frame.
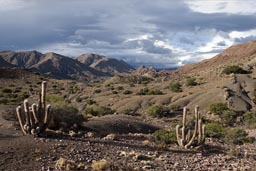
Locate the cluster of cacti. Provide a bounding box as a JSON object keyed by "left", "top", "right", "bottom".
{"left": 16, "top": 81, "right": 52, "bottom": 135}
{"left": 176, "top": 105, "right": 205, "bottom": 148}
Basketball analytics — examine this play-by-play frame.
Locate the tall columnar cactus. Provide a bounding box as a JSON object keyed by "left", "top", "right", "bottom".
{"left": 16, "top": 81, "right": 52, "bottom": 135}
{"left": 176, "top": 106, "right": 205, "bottom": 148}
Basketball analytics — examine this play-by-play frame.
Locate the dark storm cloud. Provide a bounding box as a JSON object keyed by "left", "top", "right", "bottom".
{"left": 142, "top": 3, "right": 256, "bottom": 33}
{"left": 0, "top": 0, "right": 256, "bottom": 67}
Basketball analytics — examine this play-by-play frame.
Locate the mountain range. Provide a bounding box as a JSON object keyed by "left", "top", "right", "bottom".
{"left": 0, "top": 51, "right": 134, "bottom": 80}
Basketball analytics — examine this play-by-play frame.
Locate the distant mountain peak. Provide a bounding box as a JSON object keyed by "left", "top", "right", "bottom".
{"left": 76, "top": 53, "right": 134, "bottom": 75}
{"left": 0, "top": 50, "right": 134, "bottom": 80}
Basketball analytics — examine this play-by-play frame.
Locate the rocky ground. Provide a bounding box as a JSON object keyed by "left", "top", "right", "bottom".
{"left": 1, "top": 125, "right": 256, "bottom": 171}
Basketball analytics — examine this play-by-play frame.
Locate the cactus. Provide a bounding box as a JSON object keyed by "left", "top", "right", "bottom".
{"left": 16, "top": 81, "right": 52, "bottom": 136}
{"left": 176, "top": 106, "right": 205, "bottom": 148}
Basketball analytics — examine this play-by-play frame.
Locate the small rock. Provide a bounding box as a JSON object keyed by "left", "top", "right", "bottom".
{"left": 103, "top": 134, "right": 116, "bottom": 140}
{"left": 69, "top": 130, "right": 77, "bottom": 137}
{"left": 134, "top": 154, "right": 152, "bottom": 161}
{"left": 87, "top": 132, "right": 94, "bottom": 138}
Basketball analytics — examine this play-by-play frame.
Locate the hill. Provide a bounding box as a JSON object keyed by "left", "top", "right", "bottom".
{"left": 176, "top": 40, "right": 256, "bottom": 78}
{"left": 76, "top": 53, "right": 134, "bottom": 75}
{"left": 0, "top": 51, "right": 133, "bottom": 80}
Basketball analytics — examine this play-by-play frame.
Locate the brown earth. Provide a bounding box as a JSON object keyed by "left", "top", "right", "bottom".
{"left": 1, "top": 124, "right": 256, "bottom": 171}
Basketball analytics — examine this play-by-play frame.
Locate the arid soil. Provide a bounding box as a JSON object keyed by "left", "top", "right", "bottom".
{"left": 1, "top": 121, "right": 256, "bottom": 171}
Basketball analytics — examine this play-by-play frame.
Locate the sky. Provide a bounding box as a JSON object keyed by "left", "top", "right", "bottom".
{"left": 0, "top": 0, "right": 256, "bottom": 68}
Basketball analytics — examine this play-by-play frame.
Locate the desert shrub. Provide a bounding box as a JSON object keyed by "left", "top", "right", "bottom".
{"left": 46, "top": 94, "right": 66, "bottom": 104}
{"left": 116, "top": 86, "right": 124, "bottom": 90}
{"left": 243, "top": 112, "right": 256, "bottom": 128}
{"left": 147, "top": 105, "right": 166, "bottom": 118}
{"left": 170, "top": 104, "right": 182, "bottom": 112}
{"left": 50, "top": 105, "right": 84, "bottom": 130}
{"left": 94, "top": 89, "right": 101, "bottom": 94}
{"left": 224, "top": 128, "right": 254, "bottom": 145}
{"left": 221, "top": 110, "right": 237, "bottom": 126}
{"left": 86, "top": 99, "right": 96, "bottom": 105}
{"left": 85, "top": 106, "right": 115, "bottom": 117}
{"left": 18, "top": 92, "right": 30, "bottom": 100}
{"left": 205, "top": 123, "right": 226, "bottom": 139}
{"left": 169, "top": 82, "right": 182, "bottom": 92}
{"left": 52, "top": 84, "right": 58, "bottom": 89}
{"left": 7, "top": 98, "right": 18, "bottom": 105}
{"left": 0, "top": 98, "right": 9, "bottom": 104}
{"left": 2, "top": 88, "right": 12, "bottom": 93}
{"left": 209, "top": 103, "right": 228, "bottom": 115}
{"left": 153, "top": 129, "right": 177, "bottom": 145}
{"left": 185, "top": 77, "right": 198, "bottom": 86}
{"left": 137, "top": 88, "right": 164, "bottom": 95}
{"left": 13, "top": 87, "right": 22, "bottom": 93}
{"left": 123, "top": 90, "right": 132, "bottom": 95}
{"left": 112, "top": 91, "right": 118, "bottom": 94}
{"left": 75, "top": 97, "right": 82, "bottom": 102}
{"left": 222, "top": 65, "right": 247, "bottom": 74}
{"left": 123, "top": 108, "right": 135, "bottom": 115}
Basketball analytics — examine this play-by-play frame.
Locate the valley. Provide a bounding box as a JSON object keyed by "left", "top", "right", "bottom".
{"left": 1, "top": 41, "right": 256, "bottom": 170}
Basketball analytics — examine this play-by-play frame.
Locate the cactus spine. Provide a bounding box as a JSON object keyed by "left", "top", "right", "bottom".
{"left": 176, "top": 106, "right": 205, "bottom": 148}
{"left": 16, "top": 81, "right": 52, "bottom": 135}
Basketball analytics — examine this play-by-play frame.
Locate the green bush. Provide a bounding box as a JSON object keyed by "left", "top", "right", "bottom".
{"left": 153, "top": 129, "right": 177, "bottom": 145}
{"left": 50, "top": 105, "right": 85, "bottom": 130}
{"left": 137, "top": 88, "right": 164, "bottom": 95}
{"left": 75, "top": 97, "right": 82, "bottom": 102}
{"left": 86, "top": 99, "right": 96, "bottom": 105}
{"left": 222, "top": 65, "right": 247, "bottom": 74}
{"left": 46, "top": 94, "right": 66, "bottom": 104}
{"left": 85, "top": 106, "right": 115, "bottom": 117}
{"left": 221, "top": 110, "right": 237, "bottom": 126}
{"left": 147, "top": 105, "right": 166, "bottom": 118}
{"left": 18, "top": 92, "right": 30, "bottom": 100}
{"left": 209, "top": 103, "right": 228, "bottom": 115}
{"left": 112, "top": 91, "right": 118, "bottom": 94}
{"left": 123, "top": 90, "right": 132, "bottom": 95}
{"left": 224, "top": 128, "right": 254, "bottom": 145}
{"left": 116, "top": 86, "right": 124, "bottom": 90}
{"left": 170, "top": 104, "right": 182, "bottom": 112}
{"left": 2, "top": 88, "right": 12, "bottom": 93}
{"left": 169, "top": 82, "right": 182, "bottom": 92}
{"left": 243, "top": 112, "right": 256, "bottom": 128}
{"left": 205, "top": 123, "right": 226, "bottom": 139}
{"left": 94, "top": 89, "right": 101, "bottom": 93}
{"left": 0, "top": 98, "right": 8, "bottom": 105}
{"left": 185, "top": 77, "right": 197, "bottom": 86}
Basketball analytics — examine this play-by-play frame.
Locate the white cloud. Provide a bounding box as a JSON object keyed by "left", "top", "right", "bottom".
{"left": 186, "top": 0, "right": 256, "bottom": 15}
{"left": 229, "top": 29, "right": 256, "bottom": 39}
{"left": 197, "top": 34, "right": 233, "bottom": 53}
{"left": 0, "top": 0, "right": 33, "bottom": 12}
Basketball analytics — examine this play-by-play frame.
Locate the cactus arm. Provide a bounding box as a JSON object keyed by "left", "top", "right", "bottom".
{"left": 38, "top": 93, "right": 42, "bottom": 121}
{"left": 44, "top": 104, "right": 51, "bottom": 124}
{"left": 186, "top": 129, "right": 191, "bottom": 142}
{"left": 198, "top": 119, "right": 203, "bottom": 144}
{"left": 29, "top": 106, "right": 36, "bottom": 134}
{"left": 16, "top": 106, "right": 27, "bottom": 135}
{"left": 23, "top": 99, "right": 31, "bottom": 132}
{"left": 184, "top": 106, "right": 199, "bottom": 149}
{"left": 202, "top": 124, "right": 205, "bottom": 143}
{"left": 176, "top": 125, "right": 183, "bottom": 147}
{"left": 41, "top": 81, "right": 47, "bottom": 113}
{"left": 31, "top": 103, "right": 39, "bottom": 124}
{"left": 181, "top": 107, "right": 187, "bottom": 143}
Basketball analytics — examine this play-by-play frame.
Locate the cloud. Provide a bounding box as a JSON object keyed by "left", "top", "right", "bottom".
{"left": 186, "top": 0, "right": 256, "bottom": 15}
{"left": 0, "top": 0, "right": 256, "bottom": 68}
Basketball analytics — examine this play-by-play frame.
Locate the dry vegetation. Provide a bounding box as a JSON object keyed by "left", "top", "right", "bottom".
{"left": 2, "top": 41, "right": 256, "bottom": 170}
